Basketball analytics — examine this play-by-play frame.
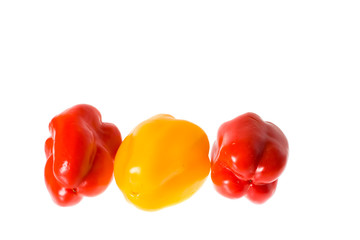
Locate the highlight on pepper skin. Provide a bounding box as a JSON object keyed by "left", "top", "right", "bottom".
{"left": 44, "top": 104, "right": 122, "bottom": 206}
{"left": 211, "top": 112, "right": 289, "bottom": 204}
{"left": 114, "top": 114, "right": 211, "bottom": 211}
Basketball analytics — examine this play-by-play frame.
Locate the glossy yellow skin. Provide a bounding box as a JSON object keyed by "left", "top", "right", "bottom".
{"left": 114, "top": 114, "right": 210, "bottom": 211}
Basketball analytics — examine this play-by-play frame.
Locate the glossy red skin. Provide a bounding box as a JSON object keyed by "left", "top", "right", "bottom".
{"left": 44, "top": 104, "right": 122, "bottom": 206}
{"left": 211, "top": 112, "right": 288, "bottom": 204}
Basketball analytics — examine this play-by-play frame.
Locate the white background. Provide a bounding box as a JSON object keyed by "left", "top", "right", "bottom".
{"left": 1, "top": 0, "right": 359, "bottom": 239}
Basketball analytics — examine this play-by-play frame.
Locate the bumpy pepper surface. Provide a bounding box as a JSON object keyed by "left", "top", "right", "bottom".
{"left": 114, "top": 114, "right": 210, "bottom": 211}
{"left": 44, "top": 104, "right": 122, "bottom": 206}
{"left": 211, "top": 112, "right": 288, "bottom": 204}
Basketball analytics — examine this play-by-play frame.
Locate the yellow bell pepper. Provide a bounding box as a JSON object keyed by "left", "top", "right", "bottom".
{"left": 114, "top": 114, "right": 210, "bottom": 211}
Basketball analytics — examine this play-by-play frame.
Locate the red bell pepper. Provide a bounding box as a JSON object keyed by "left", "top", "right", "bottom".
{"left": 44, "top": 104, "right": 122, "bottom": 206}
{"left": 211, "top": 112, "right": 288, "bottom": 204}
